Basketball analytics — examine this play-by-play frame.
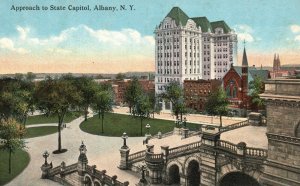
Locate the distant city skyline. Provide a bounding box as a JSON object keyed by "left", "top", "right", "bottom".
{"left": 0, "top": 0, "right": 300, "bottom": 74}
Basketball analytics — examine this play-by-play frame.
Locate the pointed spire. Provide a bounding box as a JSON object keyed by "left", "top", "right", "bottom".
{"left": 242, "top": 47, "right": 248, "bottom": 67}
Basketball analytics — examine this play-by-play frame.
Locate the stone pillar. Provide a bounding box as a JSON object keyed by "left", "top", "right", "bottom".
{"left": 161, "top": 145, "right": 169, "bottom": 162}
{"left": 41, "top": 163, "right": 52, "bottom": 179}
{"left": 119, "top": 147, "right": 130, "bottom": 170}
{"left": 236, "top": 142, "right": 247, "bottom": 156}
{"left": 77, "top": 142, "right": 88, "bottom": 185}
{"left": 200, "top": 126, "right": 220, "bottom": 186}
{"left": 146, "top": 144, "right": 154, "bottom": 153}
{"left": 182, "top": 128, "right": 189, "bottom": 139}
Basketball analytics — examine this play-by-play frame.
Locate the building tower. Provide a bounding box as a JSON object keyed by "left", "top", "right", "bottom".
{"left": 154, "top": 7, "right": 237, "bottom": 110}
{"left": 273, "top": 53, "right": 281, "bottom": 72}
{"left": 241, "top": 46, "right": 248, "bottom": 115}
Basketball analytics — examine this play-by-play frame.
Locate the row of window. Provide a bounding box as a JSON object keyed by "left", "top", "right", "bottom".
{"left": 157, "top": 77, "right": 180, "bottom": 85}
{"left": 215, "top": 62, "right": 229, "bottom": 66}
{"left": 185, "top": 60, "right": 200, "bottom": 66}
{"left": 184, "top": 68, "right": 201, "bottom": 74}
{"left": 157, "top": 61, "right": 180, "bottom": 66}
{"left": 157, "top": 45, "right": 180, "bottom": 50}
{"left": 157, "top": 69, "right": 180, "bottom": 75}
{"left": 157, "top": 52, "right": 180, "bottom": 58}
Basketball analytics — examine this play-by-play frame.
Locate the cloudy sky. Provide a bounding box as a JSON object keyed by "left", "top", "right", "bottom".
{"left": 0, "top": 0, "right": 300, "bottom": 74}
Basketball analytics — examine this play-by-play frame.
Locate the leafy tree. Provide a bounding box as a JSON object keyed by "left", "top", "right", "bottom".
{"left": 124, "top": 77, "right": 142, "bottom": 115}
{"left": 205, "top": 88, "right": 229, "bottom": 127}
{"left": 115, "top": 73, "right": 126, "bottom": 80}
{"left": 0, "top": 118, "right": 26, "bottom": 174}
{"left": 34, "top": 76, "right": 82, "bottom": 153}
{"left": 73, "top": 76, "right": 98, "bottom": 121}
{"left": 91, "top": 90, "right": 113, "bottom": 133}
{"left": 161, "top": 81, "right": 186, "bottom": 120}
{"left": 0, "top": 78, "right": 35, "bottom": 125}
{"left": 134, "top": 94, "right": 151, "bottom": 136}
{"left": 148, "top": 91, "right": 161, "bottom": 118}
{"left": 249, "top": 76, "right": 265, "bottom": 111}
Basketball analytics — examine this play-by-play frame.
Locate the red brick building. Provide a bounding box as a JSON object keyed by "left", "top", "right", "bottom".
{"left": 223, "top": 47, "right": 269, "bottom": 116}
{"left": 112, "top": 79, "right": 155, "bottom": 105}
{"left": 184, "top": 79, "right": 221, "bottom": 112}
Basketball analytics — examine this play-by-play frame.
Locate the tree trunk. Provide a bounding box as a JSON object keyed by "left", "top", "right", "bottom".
{"left": 98, "top": 110, "right": 101, "bottom": 119}
{"left": 220, "top": 115, "right": 222, "bottom": 128}
{"left": 23, "top": 114, "right": 27, "bottom": 127}
{"left": 140, "top": 118, "right": 143, "bottom": 136}
{"left": 101, "top": 113, "right": 104, "bottom": 133}
{"left": 9, "top": 149, "right": 12, "bottom": 174}
{"left": 129, "top": 106, "right": 132, "bottom": 114}
{"left": 84, "top": 106, "right": 88, "bottom": 121}
{"left": 180, "top": 112, "right": 183, "bottom": 122}
{"left": 58, "top": 121, "right": 62, "bottom": 151}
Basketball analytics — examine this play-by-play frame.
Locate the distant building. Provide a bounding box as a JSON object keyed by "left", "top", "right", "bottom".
{"left": 112, "top": 79, "right": 155, "bottom": 106}
{"left": 155, "top": 7, "right": 238, "bottom": 110}
{"left": 222, "top": 47, "right": 269, "bottom": 116}
{"left": 184, "top": 79, "right": 221, "bottom": 112}
{"left": 270, "top": 54, "right": 293, "bottom": 78}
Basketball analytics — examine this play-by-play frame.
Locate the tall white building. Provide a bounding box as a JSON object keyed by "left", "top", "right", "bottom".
{"left": 155, "top": 7, "right": 237, "bottom": 110}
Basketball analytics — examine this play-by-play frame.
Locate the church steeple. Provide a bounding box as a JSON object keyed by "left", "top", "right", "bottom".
{"left": 242, "top": 47, "right": 248, "bottom": 67}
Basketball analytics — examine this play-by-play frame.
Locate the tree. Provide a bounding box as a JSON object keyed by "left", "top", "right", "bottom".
{"left": 124, "top": 77, "right": 142, "bottom": 115}
{"left": 161, "top": 81, "right": 186, "bottom": 120}
{"left": 0, "top": 78, "right": 35, "bottom": 125}
{"left": 115, "top": 73, "right": 126, "bottom": 80}
{"left": 134, "top": 94, "right": 151, "bottom": 136}
{"left": 35, "top": 76, "right": 82, "bottom": 153}
{"left": 0, "top": 118, "right": 26, "bottom": 174}
{"left": 92, "top": 90, "right": 113, "bottom": 133}
{"left": 25, "top": 72, "right": 36, "bottom": 82}
{"left": 249, "top": 76, "right": 265, "bottom": 111}
{"left": 205, "top": 88, "right": 229, "bottom": 127}
{"left": 73, "top": 76, "right": 98, "bottom": 121}
{"left": 148, "top": 91, "right": 162, "bottom": 118}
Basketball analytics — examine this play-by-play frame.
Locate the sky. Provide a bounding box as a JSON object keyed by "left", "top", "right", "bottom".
{"left": 0, "top": 0, "right": 300, "bottom": 74}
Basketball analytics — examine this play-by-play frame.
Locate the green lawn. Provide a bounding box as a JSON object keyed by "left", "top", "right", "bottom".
{"left": 26, "top": 112, "right": 82, "bottom": 125}
{"left": 80, "top": 113, "right": 200, "bottom": 137}
{"left": 0, "top": 149, "right": 30, "bottom": 185}
{"left": 25, "top": 126, "right": 57, "bottom": 138}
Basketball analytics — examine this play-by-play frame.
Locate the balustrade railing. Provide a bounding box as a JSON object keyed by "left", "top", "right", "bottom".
{"left": 219, "top": 120, "right": 249, "bottom": 132}
{"left": 217, "top": 140, "right": 237, "bottom": 153}
{"left": 86, "top": 165, "right": 129, "bottom": 186}
{"left": 149, "top": 131, "right": 173, "bottom": 140}
{"left": 216, "top": 140, "right": 267, "bottom": 158}
{"left": 168, "top": 141, "right": 201, "bottom": 158}
{"left": 128, "top": 150, "right": 146, "bottom": 163}
{"left": 145, "top": 152, "right": 163, "bottom": 163}
{"left": 246, "top": 147, "right": 268, "bottom": 158}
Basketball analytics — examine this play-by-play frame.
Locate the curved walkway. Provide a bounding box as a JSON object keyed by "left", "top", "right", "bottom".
{"left": 6, "top": 116, "right": 143, "bottom": 186}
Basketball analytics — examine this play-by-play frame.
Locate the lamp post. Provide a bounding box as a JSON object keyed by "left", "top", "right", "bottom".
{"left": 43, "top": 150, "right": 49, "bottom": 165}
{"left": 122, "top": 132, "right": 128, "bottom": 149}
{"left": 145, "top": 124, "right": 151, "bottom": 135}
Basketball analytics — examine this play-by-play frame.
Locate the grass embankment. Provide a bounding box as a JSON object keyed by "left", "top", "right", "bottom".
{"left": 26, "top": 112, "right": 82, "bottom": 125}
{"left": 0, "top": 149, "right": 30, "bottom": 185}
{"left": 80, "top": 112, "right": 199, "bottom": 137}
{"left": 25, "top": 126, "right": 58, "bottom": 138}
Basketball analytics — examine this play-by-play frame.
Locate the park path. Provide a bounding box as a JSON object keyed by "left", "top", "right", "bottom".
{"left": 6, "top": 116, "right": 144, "bottom": 186}
{"left": 113, "top": 107, "right": 246, "bottom": 127}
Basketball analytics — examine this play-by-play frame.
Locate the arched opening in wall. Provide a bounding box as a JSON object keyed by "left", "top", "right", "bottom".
{"left": 84, "top": 176, "right": 92, "bottom": 186}
{"left": 219, "top": 172, "right": 260, "bottom": 186}
{"left": 168, "top": 164, "right": 180, "bottom": 185}
{"left": 94, "top": 182, "right": 101, "bottom": 186}
{"left": 186, "top": 160, "right": 200, "bottom": 186}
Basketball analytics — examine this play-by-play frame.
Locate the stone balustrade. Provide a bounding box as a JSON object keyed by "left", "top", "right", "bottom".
{"left": 128, "top": 150, "right": 146, "bottom": 164}
{"left": 219, "top": 120, "right": 249, "bottom": 132}
{"left": 216, "top": 139, "right": 268, "bottom": 158}
{"left": 145, "top": 152, "right": 163, "bottom": 163}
